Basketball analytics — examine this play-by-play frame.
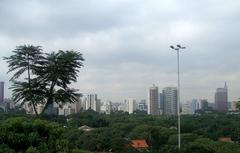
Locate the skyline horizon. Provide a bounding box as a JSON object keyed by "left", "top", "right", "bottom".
{"left": 0, "top": 79, "right": 236, "bottom": 103}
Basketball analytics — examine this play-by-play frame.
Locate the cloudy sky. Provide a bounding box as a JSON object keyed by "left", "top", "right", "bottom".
{"left": 0, "top": 0, "right": 240, "bottom": 102}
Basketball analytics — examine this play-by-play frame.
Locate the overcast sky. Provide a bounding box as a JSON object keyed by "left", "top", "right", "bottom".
{"left": 0, "top": 0, "right": 240, "bottom": 102}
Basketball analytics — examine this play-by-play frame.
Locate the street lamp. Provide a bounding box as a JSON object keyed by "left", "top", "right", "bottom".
{"left": 170, "top": 44, "right": 186, "bottom": 149}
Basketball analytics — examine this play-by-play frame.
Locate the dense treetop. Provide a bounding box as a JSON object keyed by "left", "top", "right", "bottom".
{"left": 0, "top": 111, "right": 240, "bottom": 153}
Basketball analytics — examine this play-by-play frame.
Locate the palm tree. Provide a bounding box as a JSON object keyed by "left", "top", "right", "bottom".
{"left": 4, "top": 45, "right": 45, "bottom": 115}
{"left": 37, "top": 50, "right": 84, "bottom": 115}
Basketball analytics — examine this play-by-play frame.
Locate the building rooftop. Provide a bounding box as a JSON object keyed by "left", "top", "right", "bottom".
{"left": 130, "top": 139, "right": 149, "bottom": 149}
{"left": 78, "top": 125, "right": 93, "bottom": 132}
{"left": 218, "top": 137, "right": 233, "bottom": 143}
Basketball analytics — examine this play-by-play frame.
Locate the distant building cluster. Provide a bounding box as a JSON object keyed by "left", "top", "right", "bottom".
{"left": 182, "top": 82, "right": 231, "bottom": 114}
{"left": 147, "top": 82, "right": 236, "bottom": 116}
{"left": 182, "top": 99, "right": 212, "bottom": 114}
{"left": 0, "top": 82, "right": 15, "bottom": 112}
{"left": 0, "top": 80, "right": 239, "bottom": 115}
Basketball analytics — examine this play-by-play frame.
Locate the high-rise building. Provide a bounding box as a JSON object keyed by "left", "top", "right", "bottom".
{"left": 215, "top": 82, "right": 228, "bottom": 112}
{"left": 96, "top": 99, "right": 101, "bottom": 112}
{"left": 82, "top": 94, "right": 100, "bottom": 112}
{"left": 159, "top": 93, "right": 164, "bottom": 114}
{"left": 127, "top": 98, "right": 137, "bottom": 114}
{"left": 163, "top": 87, "right": 178, "bottom": 115}
{"left": 0, "top": 82, "right": 4, "bottom": 103}
{"left": 148, "top": 85, "right": 159, "bottom": 115}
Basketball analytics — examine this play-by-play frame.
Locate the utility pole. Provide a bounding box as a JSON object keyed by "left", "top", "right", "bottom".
{"left": 170, "top": 44, "right": 186, "bottom": 149}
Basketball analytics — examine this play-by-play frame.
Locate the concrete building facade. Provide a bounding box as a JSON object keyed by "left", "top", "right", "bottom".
{"left": 163, "top": 87, "right": 178, "bottom": 115}
{"left": 127, "top": 98, "right": 137, "bottom": 114}
{"left": 215, "top": 83, "right": 228, "bottom": 112}
{"left": 148, "top": 85, "right": 159, "bottom": 115}
{"left": 0, "top": 82, "right": 4, "bottom": 103}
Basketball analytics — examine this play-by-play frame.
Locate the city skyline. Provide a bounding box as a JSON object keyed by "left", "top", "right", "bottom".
{"left": 0, "top": 1, "right": 240, "bottom": 102}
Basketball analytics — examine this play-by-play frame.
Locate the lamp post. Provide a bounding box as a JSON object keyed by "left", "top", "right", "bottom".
{"left": 170, "top": 44, "right": 186, "bottom": 150}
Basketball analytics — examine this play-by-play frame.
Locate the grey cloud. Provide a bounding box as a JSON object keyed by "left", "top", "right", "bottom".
{"left": 0, "top": 0, "right": 240, "bottom": 102}
{"left": 0, "top": 0, "right": 141, "bottom": 38}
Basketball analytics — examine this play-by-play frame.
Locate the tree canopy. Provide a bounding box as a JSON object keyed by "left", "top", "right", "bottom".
{"left": 0, "top": 112, "right": 240, "bottom": 153}
{"left": 4, "top": 45, "right": 84, "bottom": 115}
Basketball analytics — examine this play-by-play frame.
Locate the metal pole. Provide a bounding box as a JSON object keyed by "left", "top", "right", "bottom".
{"left": 177, "top": 50, "right": 181, "bottom": 149}
{"left": 170, "top": 45, "right": 185, "bottom": 150}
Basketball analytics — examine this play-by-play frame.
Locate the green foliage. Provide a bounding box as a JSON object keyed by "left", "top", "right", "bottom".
{"left": 76, "top": 127, "right": 127, "bottom": 152}
{"left": 168, "top": 133, "right": 200, "bottom": 145}
{"left": 26, "top": 147, "right": 40, "bottom": 153}
{"left": 181, "top": 138, "right": 240, "bottom": 153}
{"left": 38, "top": 50, "right": 84, "bottom": 114}
{"left": 130, "top": 124, "right": 176, "bottom": 150}
{"left": 64, "top": 128, "right": 84, "bottom": 149}
{"left": 0, "top": 117, "right": 67, "bottom": 152}
{"left": 1, "top": 112, "right": 240, "bottom": 152}
{"left": 68, "top": 111, "right": 109, "bottom": 128}
{"left": 0, "top": 144, "right": 15, "bottom": 153}
{"left": 3, "top": 45, "right": 43, "bottom": 81}
{"left": 4, "top": 45, "right": 45, "bottom": 115}
{"left": 4, "top": 45, "right": 84, "bottom": 115}
{"left": 231, "top": 127, "right": 240, "bottom": 143}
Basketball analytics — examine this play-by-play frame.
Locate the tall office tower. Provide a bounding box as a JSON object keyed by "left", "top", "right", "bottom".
{"left": 96, "top": 99, "right": 101, "bottom": 112}
{"left": 87, "top": 94, "right": 96, "bottom": 110}
{"left": 127, "top": 98, "right": 137, "bottom": 114}
{"left": 215, "top": 82, "right": 228, "bottom": 112}
{"left": 0, "top": 82, "right": 4, "bottom": 103}
{"left": 75, "top": 96, "right": 82, "bottom": 113}
{"left": 84, "top": 94, "right": 100, "bottom": 112}
{"left": 148, "top": 85, "right": 159, "bottom": 115}
{"left": 159, "top": 93, "right": 164, "bottom": 114}
{"left": 163, "top": 87, "right": 178, "bottom": 115}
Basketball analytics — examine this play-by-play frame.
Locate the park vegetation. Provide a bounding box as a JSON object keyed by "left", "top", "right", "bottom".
{"left": 0, "top": 111, "right": 240, "bottom": 153}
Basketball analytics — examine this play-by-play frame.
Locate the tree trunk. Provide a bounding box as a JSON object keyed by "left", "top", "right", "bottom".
{"left": 40, "top": 81, "right": 56, "bottom": 116}
{"left": 40, "top": 100, "right": 50, "bottom": 116}
{"left": 27, "top": 54, "right": 38, "bottom": 116}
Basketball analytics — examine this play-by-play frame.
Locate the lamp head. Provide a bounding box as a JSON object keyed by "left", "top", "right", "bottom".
{"left": 177, "top": 44, "right": 181, "bottom": 48}
{"left": 177, "top": 44, "right": 186, "bottom": 49}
